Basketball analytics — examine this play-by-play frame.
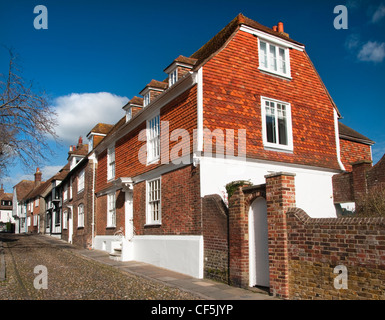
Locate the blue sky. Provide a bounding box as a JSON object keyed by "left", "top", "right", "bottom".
{"left": 1, "top": 0, "right": 385, "bottom": 192}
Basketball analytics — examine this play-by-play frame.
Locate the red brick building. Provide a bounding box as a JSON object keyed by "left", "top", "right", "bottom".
{"left": 89, "top": 14, "right": 373, "bottom": 281}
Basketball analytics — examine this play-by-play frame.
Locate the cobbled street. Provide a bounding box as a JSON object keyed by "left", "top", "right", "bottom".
{"left": 0, "top": 233, "right": 200, "bottom": 300}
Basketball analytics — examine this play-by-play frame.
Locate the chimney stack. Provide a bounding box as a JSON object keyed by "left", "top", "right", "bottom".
{"left": 34, "top": 167, "right": 42, "bottom": 186}
{"left": 277, "top": 21, "right": 284, "bottom": 33}
{"left": 0, "top": 184, "right": 4, "bottom": 196}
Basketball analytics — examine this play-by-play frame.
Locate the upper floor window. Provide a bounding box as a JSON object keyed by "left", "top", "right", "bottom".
{"left": 259, "top": 40, "right": 290, "bottom": 78}
{"left": 78, "top": 169, "right": 85, "bottom": 192}
{"left": 147, "top": 114, "right": 160, "bottom": 163}
{"left": 261, "top": 97, "right": 293, "bottom": 152}
{"left": 144, "top": 93, "right": 150, "bottom": 107}
{"left": 169, "top": 69, "right": 178, "bottom": 87}
{"left": 107, "top": 145, "right": 115, "bottom": 181}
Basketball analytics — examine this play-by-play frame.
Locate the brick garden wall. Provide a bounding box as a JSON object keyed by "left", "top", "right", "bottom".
{"left": 286, "top": 208, "right": 385, "bottom": 300}
{"left": 228, "top": 172, "right": 385, "bottom": 300}
{"left": 202, "top": 194, "right": 229, "bottom": 283}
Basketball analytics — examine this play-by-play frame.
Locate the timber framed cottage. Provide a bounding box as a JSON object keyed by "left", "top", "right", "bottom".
{"left": 88, "top": 13, "right": 374, "bottom": 289}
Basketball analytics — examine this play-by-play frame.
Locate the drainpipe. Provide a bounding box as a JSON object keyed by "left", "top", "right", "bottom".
{"left": 91, "top": 160, "right": 96, "bottom": 248}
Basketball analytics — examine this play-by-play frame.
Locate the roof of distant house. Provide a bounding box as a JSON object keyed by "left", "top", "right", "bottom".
{"left": 339, "top": 122, "right": 374, "bottom": 145}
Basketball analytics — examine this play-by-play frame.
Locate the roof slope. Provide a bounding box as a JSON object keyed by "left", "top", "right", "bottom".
{"left": 190, "top": 13, "right": 303, "bottom": 69}
{"left": 339, "top": 122, "right": 374, "bottom": 145}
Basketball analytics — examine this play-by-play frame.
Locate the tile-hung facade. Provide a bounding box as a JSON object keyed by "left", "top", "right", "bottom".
{"left": 89, "top": 14, "right": 374, "bottom": 280}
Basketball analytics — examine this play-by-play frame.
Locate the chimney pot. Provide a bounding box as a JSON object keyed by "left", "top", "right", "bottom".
{"left": 78, "top": 136, "right": 83, "bottom": 146}
{"left": 272, "top": 26, "right": 278, "bottom": 32}
{"left": 278, "top": 21, "right": 284, "bottom": 33}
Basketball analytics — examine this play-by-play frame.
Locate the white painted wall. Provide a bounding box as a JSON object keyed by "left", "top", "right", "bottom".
{"left": 133, "top": 235, "right": 203, "bottom": 279}
{"left": 93, "top": 235, "right": 204, "bottom": 279}
{"left": 199, "top": 156, "right": 338, "bottom": 218}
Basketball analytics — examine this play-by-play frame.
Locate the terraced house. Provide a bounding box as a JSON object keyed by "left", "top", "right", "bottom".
{"left": 88, "top": 13, "right": 374, "bottom": 284}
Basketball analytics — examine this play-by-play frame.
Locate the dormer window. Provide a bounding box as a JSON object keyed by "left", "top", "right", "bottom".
{"left": 126, "top": 108, "right": 132, "bottom": 121}
{"left": 169, "top": 69, "right": 178, "bottom": 87}
{"left": 122, "top": 97, "right": 143, "bottom": 123}
{"left": 164, "top": 56, "right": 197, "bottom": 87}
{"left": 258, "top": 40, "right": 291, "bottom": 78}
{"left": 144, "top": 92, "right": 150, "bottom": 107}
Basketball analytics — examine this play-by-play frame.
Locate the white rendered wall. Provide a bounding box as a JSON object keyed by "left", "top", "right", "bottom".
{"left": 94, "top": 235, "right": 204, "bottom": 278}
{"left": 133, "top": 235, "right": 204, "bottom": 278}
{"left": 199, "top": 157, "right": 338, "bottom": 218}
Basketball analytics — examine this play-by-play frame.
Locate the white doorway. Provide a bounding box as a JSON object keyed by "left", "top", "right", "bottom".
{"left": 249, "top": 197, "right": 270, "bottom": 288}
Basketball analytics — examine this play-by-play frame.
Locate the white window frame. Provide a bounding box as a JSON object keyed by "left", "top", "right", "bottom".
{"left": 69, "top": 177, "right": 73, "bottom": 199}
{"left": 63, "top": 210, "right": 68, "bottom": 229}
{"left": 258, "top": 39, "right": 291, "bottom": 79}
{"left": 168, "top": 68, "right": 178, "bottom": 87}
{"left": 144, "top": 92, "right": 150, "bottom": 107}
{"left": 146, "top": 177, "right": 161, "bottom": 225}
{"left": 126, "top": 107, "right": 132, "bottom": 122}
{"left": 33, "top": 214, "right": 38, "bottom": 226}
{"left": 147, "top": 114, "right": 160, "bottom": 164}
{"left": 35, "top": 197, "right": 39, "bottom": 207}
{"left": 63, "top": 183, "right": 68, "bottom": 202}
{"left": 78, "top": 169, "right": 85, "bottom": 193}
{"left": 107, "top": 145, "right": 115, "bottom": 181}
{"left": 78, "top": 204, "right": 84, "bottom": 228}
{"left": 261, "top": 96, "right": 293, "bottom": 152}
{"left": 107, "top": 192, "right": 116, "bottom": 228}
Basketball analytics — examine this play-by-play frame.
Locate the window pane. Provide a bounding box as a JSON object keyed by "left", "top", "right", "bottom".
{"left": 265, "top": 102, "right": 276, "bottom": 143}
{"left": 259, "top": 41, "right": 267, "bottom": 68}
{"left": 278, "top": 48, "right": 286, "bottom": 74}
{"left": 269, "top": 45, "right": 277, "bottom": 71}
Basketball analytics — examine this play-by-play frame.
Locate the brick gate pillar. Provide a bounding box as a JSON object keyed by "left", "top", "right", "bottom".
{"left": 265, "top": 172, "right": 296, "bottom": 299}
{"left": 228, "top": 187, "right": 248, "bottom": 287}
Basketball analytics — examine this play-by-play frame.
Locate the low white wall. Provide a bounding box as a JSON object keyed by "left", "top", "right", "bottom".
{"left": 94, "top": 235, "right": 204, "bottom": 278}
{"left": 133, "top": 235, "right": 203, "bottom": 278}
{"left": 200, "top": 157, "right": 338, "bottom": 218}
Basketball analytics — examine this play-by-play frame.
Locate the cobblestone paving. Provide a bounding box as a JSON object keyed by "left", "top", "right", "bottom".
{"left": 0, "top": 233, "right": 200, "bottom": 300}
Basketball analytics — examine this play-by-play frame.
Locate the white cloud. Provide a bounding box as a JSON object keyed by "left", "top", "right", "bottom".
{"left": 372, "top": 3, "right": 385, "bottom": 23}
{"left": 52, "top": 92, "right": 128, "bottom": 144}
{"left": 357, "top": 41, "right": 385, "bottom": 63}
{"left": 345, "top": 33, "right": 361, "bottom": 50}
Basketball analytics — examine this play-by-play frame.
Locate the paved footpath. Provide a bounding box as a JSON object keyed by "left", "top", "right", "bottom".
{"left": 0, "top": 233, "right": 277, "bottom": 300}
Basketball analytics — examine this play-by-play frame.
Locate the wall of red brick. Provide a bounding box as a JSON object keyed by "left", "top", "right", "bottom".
{"left": 133, "top": 164, "right": 201, "bottom": 236}
{"left": 62, "top": 160, "right": 94, "bottom": 248}
{"left": 339, "top": 138, "right": 372, "bottom": 172}
{"left": 202, "top": 194, "right": 229, "bottom": 283}
{"left": 333, "top": 154, "right": 385, "bottom": 206}
{"left": 202, "top": 29, "right": 340, "bottom": 170}
{"left": 287, "top": 208, "right": 385, "bottom": 300}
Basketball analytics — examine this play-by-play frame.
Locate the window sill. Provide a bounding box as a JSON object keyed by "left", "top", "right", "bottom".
{"left": 264, "top": 143, "right": 293, "bottom": 153}
{"left": 106, "top": 226, "right": 116, "bottom": 229}
{"left": 258, "top": 67, "right": 292, "bottom": 80}
{"left": 147, "top": 158, "right": 160, "bottom": 166}
{"left": 144, "top": 223, "right": 161, "bottom": 228}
